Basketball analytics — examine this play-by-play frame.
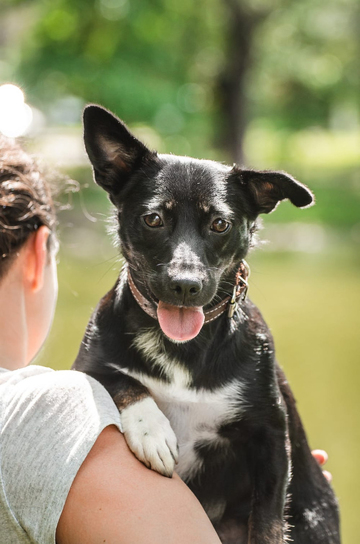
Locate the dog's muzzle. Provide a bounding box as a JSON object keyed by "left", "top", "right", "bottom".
{"left": 127, "top": 260, "right": 250, "bottom": 326}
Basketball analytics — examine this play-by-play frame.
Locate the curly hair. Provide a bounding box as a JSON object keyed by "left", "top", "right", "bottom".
{"left": 0, "top": 135, "right": 57, "bottom": 280}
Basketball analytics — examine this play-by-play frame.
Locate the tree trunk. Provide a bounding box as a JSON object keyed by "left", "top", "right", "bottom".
{"left": 217, "top": 0, "right": 265, "bottom": 165}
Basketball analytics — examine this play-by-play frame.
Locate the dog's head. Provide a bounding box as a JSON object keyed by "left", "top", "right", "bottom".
{"left": 83, "top": 105, "right": 314, "bottom": 343}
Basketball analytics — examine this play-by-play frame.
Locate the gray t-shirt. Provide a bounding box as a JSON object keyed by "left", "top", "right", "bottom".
{"left": 0, "top": 365, "right": 122, "bottom": 544}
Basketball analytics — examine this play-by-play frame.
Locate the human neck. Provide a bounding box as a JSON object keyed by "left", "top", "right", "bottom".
{"left": 0, "top": 263, "right": 28, "bottom": 370}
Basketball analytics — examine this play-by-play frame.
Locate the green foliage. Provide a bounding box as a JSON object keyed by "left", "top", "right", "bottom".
{"left": 10, "top": 0, "right": 223, "bottom": 129}
{"left": 249, "top": 0, "right": 360, "bottom": 131}
{"left": 3, "top": 0, "right": 358, "bottom": 157}
{"left": 1, "top": 2, "right": 359, "bottom": 541}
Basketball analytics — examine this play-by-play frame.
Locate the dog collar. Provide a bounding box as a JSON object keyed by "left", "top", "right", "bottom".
{"left": 127, "top": 261, "right": 250, "bottom": 324}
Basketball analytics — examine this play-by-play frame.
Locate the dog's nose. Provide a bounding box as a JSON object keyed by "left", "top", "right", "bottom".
{"left": 169, "top": 278, "right": 202, "bottom": 302}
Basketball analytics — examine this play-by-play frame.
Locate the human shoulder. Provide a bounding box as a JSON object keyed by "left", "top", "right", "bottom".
{"left": 0, "top": 365, "right": 121, "bottom": 431}
{"left": 0, "top": 364, "right": 54, "bottom": 386}
{"left": 0, "top": 366, "right": 121, "bottom": 544}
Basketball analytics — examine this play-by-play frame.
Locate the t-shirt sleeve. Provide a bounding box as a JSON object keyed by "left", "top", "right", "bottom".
{"left": 0, "top": 369, "right": 122, "bottom": 544}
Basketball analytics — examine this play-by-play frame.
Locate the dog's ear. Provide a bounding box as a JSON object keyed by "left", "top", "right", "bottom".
{"left": 83, "top": 104, "right": 156, "bottom": 195}
{"left": 232, "top": 167, "right": 314, "bottom": 214}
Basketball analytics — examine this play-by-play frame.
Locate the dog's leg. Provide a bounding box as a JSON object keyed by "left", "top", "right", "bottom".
{"left": 85, "top": 369, "right": 178, "bottom": 477}
{"left": 116, "top": 390, "right": 179, "bottom": 477}
{"left": 246, "top": 417, "right": 290, "bottom": 544}
{"left": 277, "top": 367, "right": 341, "bottom": 544}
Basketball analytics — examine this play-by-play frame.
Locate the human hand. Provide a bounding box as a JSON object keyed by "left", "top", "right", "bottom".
{"left": 312, "top": 449, "right": 332, "bottom": 482}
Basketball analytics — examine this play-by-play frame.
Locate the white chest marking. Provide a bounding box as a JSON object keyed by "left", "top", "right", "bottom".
{"left": 132, "top": 328, "right": 192, "bottom": 386}
{"left": 119, "top": 328, "right": 248, "bottom": 480}
{"left": 123, "top": 369, "right": 246, "bottom": 480}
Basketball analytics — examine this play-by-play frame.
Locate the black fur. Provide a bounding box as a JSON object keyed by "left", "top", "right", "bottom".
{"left": 73, "top": 105, "right": 340, "bottom": 544}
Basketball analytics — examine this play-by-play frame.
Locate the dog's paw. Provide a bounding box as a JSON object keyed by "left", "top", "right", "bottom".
{"left": 120, "top": 397, "right": 178, "bottom": 477}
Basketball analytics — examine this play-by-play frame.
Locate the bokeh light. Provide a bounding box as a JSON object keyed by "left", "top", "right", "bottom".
{"left": 0, "top": 84, "right": 33, "bottom": 138}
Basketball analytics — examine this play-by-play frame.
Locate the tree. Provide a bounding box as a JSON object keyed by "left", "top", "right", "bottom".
{"left": 0, "top": 0, "right": 358, "bottom": 163}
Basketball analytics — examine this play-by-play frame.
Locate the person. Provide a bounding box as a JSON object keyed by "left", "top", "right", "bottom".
{"left": 0, "top": 136, "right": 330, "bottom": 544}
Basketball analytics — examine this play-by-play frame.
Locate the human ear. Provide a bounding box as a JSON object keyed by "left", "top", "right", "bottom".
{"left": 24, "top": 226, "right": 51, "bottom": 292}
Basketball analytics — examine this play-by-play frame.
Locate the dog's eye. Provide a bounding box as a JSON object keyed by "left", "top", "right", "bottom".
{"left": 143, "top": 213, "right": 163, "bottom": 228}
{"left": 211, "top": 218, "right": 231, "bottom": 234}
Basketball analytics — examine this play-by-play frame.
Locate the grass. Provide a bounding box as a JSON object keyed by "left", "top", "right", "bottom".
{"left": 249, "top": 250, "right": 360, "bottom": 544}
{"left": 36, "top": 238, "right": 359, "bottom": 543}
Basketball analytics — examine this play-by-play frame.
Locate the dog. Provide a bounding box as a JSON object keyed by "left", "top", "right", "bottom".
{"left": 73, "top": 104, "right": 341, "bottom": 544}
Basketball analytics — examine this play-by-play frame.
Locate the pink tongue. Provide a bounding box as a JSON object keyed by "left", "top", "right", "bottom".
{"left": 157, "top": 302, "right": 205, "bottom": 342}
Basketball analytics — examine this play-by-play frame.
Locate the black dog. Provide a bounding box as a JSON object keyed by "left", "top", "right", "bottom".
{"left": 73, "top": 105, "right": 340, "bottom": 544}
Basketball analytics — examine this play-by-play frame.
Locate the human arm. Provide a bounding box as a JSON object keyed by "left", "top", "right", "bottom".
{"left": 57, "top": 425, "right": 221, "bottom": 544}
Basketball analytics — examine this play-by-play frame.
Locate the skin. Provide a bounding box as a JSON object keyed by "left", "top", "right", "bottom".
{"left": 0, "top": 226, "right": 58, "bottom": 370}
{"left": 0, "top": 226, "right": 330, "bottom": 543}
{"left": 312, "top": 450, "right": 332, "bottom": 483}
{"left": 0, "top": 226, "right": 221, "bottom": 544}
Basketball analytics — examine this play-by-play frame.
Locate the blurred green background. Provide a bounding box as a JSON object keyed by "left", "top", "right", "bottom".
{"left": 1, "top": 0, "right": 359, "bottom": 541}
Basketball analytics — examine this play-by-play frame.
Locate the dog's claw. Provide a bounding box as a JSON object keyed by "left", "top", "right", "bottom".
{"left": 166, "top": 440, "right": 179, "bottom": 464}
{"left": 120, "top": 397, "right": 178, "bottom": 477}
